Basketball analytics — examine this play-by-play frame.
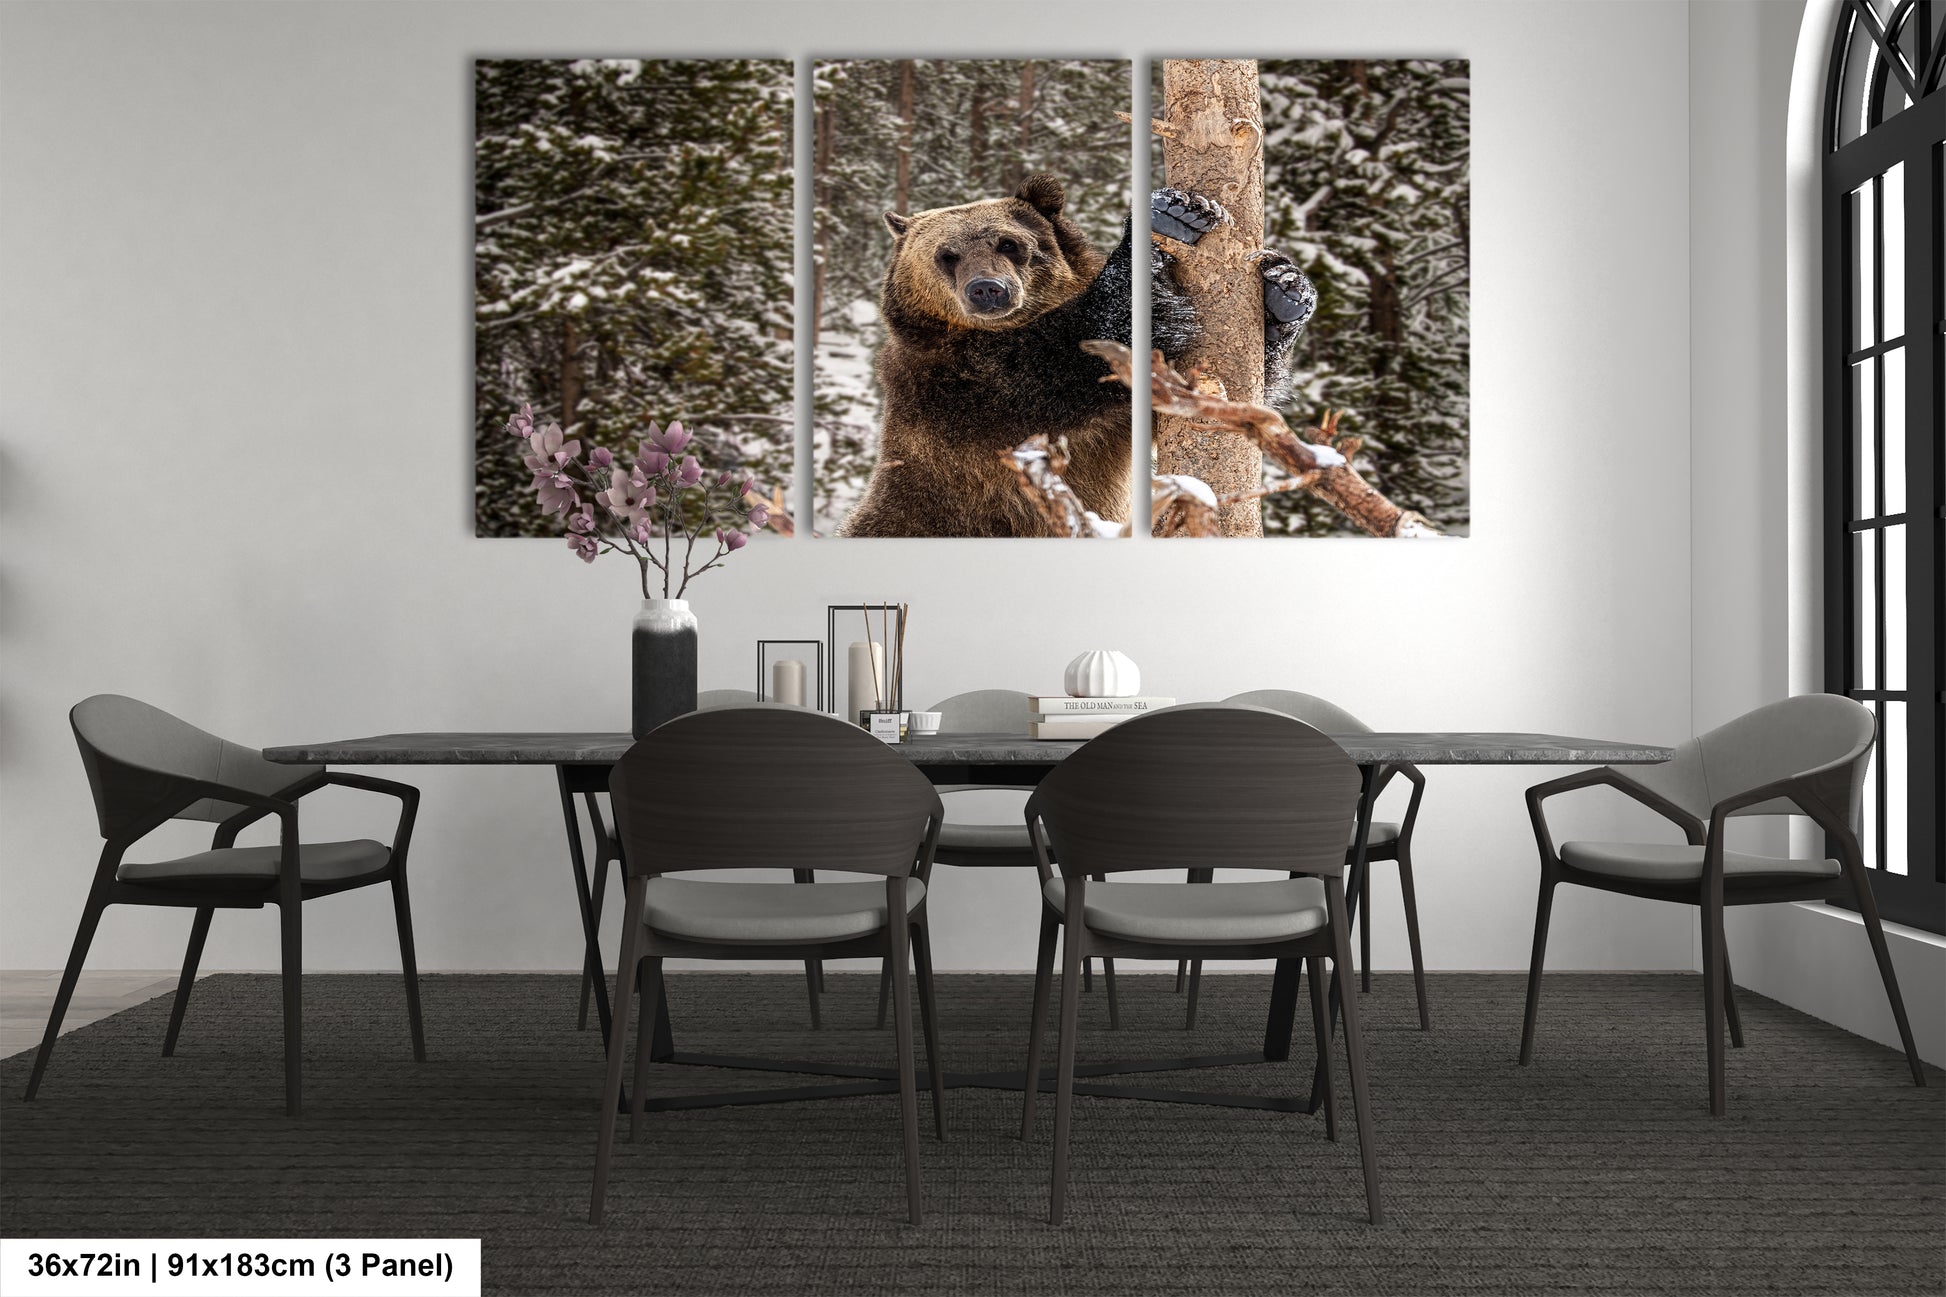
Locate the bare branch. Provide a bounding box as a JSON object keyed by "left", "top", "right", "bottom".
{"left": 1115, "top": 110, "right": 1177, "bottom": 139}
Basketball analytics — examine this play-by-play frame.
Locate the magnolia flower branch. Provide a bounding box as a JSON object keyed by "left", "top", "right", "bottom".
{"left": 504, "top": 404, "right": 777, "bottom": 597}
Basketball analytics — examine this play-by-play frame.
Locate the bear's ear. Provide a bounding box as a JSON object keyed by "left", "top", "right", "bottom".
{"left": 1014, "top": 174, "right": 1065, "bottom": 220}
{"left": 883, "top": 210, "right": 911, "bottom": 238}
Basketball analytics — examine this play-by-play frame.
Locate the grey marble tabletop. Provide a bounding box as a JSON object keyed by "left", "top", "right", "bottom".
{"left": 264, "top": 730, "right": 1672, "bottom": 767}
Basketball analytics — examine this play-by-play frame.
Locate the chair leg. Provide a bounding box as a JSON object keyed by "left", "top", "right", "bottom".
{"left": 1359, "top": 864, "right": 1372, "bottom": 993}
{"left": 875, "top": 959, "right": 891, "bottom": 1029}
{"left": 279, "top": 896, "right": 303, "bottom": 1118}
{"left": 886, "top": 883, "right": 923, "bottom": 1226}
{"left": 1020, "top": 915, "right": 1058, "bottom": 1141}
{"left": 1847, "top": 863, "right": 1926, "bottom": 1086}
{"left": 591, "top": 877, "right": 646, "bottom": 1225}
{"left": 1185, "top": 959, "right": 1203, "bottom": 1030}
{"left": 1702, "top": 890, "right": 1728, "bottom": 1117}
{"left": 1518, "top": 874, "right": 1557, "bottom": 1065}
{"left": 1307, "top": 955, "right": 1337, "bottom": 1142}
{"left": 629, "top": 958, "right": 660, "bottom": 1142}
{"left": 1328, "top": 879, "right": 1382, "bottom": 1225}
{"left": 1101, "top": 960, "right": 1120, "bottom": 1031}
{"left": 1396, "top": 848, "right": 1431, "bottom": 1031}
{"left": 1050, "top": 917, "right": 1085, "bottom": 1226}
{"left": 1083, "top": 957, "right": 1093, "bottom": 994}
{"left": 391, "top": 876, "right": 427, "bottom": 1062}
{"left": 793, "top": 869, "right": 822, "bottom": 1027}
{"left": 162, "top": 906, "right": 214, "bottom": 1057}
{"left": 23, "top": 890, "right": 108, "bottom": 1101}
{"left": 1722, "top": 947, "right": 1744, "bottom": 1049}
{"left": 911, "top": 922, "right": 947, "bottom": 1141}
{"left": 1175, "top": 958, "right": 1187, "bottom": 993}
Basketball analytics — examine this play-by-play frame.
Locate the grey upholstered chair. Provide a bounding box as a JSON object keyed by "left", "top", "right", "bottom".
{"left": 1191, "top": 689, "right": 1430, "bottom": 1029}
{"left": 25, "top": 695, "right": 424, "bottom": 1116}
{"left": 873, "top": 689, "right": 1123, "bottom": 1029}
{"left": 1020, "top": 704, "right": 1381, "bottom": 1225}
{"left": 590, "top": 707, "right": 946, "bottom": 1226}
{"left": 1522, "top": 693, "right": 1926, "bottom": 1115}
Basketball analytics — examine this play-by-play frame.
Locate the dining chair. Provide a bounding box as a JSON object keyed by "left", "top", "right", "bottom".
{"left": 1019, "top": 704, "right": 1381, "bottom": 1225}
{"left": 1173, "top": 689, "right": 1430, "bottom": 1030}
{"left": 590, "top": 706, "right": 947, "bottom": 1226}
{"left": 874, "top": 688, "right": 1122, "bottom": 1029}
{"left": 25, "top": 694, "right": 425, "bottom": 1116}
{"left": 1521, "top": 693, "right": 1926, "bottom": 1115}
{"left": 575, "top": 689, "right": 837, "bottom": 1029}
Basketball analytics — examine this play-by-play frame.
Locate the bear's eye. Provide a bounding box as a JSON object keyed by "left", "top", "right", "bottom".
{"left": 936, "top": 249, "right": 961, "bottom": 270}
{"left": 996, "top": 238, "right": 1021, "bottom": 258}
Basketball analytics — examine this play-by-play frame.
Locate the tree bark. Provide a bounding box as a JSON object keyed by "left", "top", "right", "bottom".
{"left": 1154, "top": 59, "right": 1266, "bottom": 537}
{"left": 894, "top": 60, "right": 916, "bottom": 218}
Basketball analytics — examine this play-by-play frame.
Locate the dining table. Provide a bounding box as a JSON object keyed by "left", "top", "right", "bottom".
{"left": 265, "top": 727, "right": 1673, "bottom": 1115}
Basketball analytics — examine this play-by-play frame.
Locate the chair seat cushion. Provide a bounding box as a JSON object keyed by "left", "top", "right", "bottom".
{"left": 1559, "top": 840, "right": 1841, "bottom": 884}
{"left": 1042, "top": 876, "right": 1328, "bottom": 944}
{"left": 1356, "top": 821, "right": 1401, "bottom": 848}
{"left": 936, "top": 822, "right": 1031, "bottom": 853}
{"left": 117, "top": 839, "right": 391, "bottom": 889}
{"left": 645, "top": 877, "right": 926, "bottom": 944}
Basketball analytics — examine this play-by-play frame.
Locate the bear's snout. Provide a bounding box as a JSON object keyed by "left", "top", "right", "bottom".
{"left": 965, "top": 277, "right": 1014, "bottom": 314}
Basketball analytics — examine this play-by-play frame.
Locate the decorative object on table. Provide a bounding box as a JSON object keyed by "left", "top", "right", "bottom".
{"left": 1063, "top": 649, "right": 1141, "bottom": 699}
{"left": 866, "top": 711, "right": 908, "bottom": 744}
{"left": 906, "top": 710, "right": 943, "bottom": 737}
{"left": 826, "top": 602, "right": 907, "bottom": 724}
{"left": 473, "top": 58, "right": 794, "bottom": 539}
{"left": 757, "top": 640, "right": 826, "bottom": 708}
{"left": 504, "top": 406, "right": 774, "bottom": 738}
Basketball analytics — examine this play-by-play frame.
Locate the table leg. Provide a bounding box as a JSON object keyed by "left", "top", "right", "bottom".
{"left": 558, "top": 768, "right": 614, "bottom": 1045}
{"left": 1305, "top": 761, "right": 1378, "bottom": 1112}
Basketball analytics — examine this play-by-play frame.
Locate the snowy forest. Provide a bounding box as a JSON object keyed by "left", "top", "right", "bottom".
{"left": 811, "top": 59, "right": 1132, "bottom": 533}
{"left": 1155, "top": 59, "right": 1470, "bottom": 537}
{"left": 474, "top": 59, "right": 795, "bottom": 537}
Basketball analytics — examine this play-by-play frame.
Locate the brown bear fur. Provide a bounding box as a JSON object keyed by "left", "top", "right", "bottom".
{"left": 838, "top": 174, "right": 1131, "bottom": 538}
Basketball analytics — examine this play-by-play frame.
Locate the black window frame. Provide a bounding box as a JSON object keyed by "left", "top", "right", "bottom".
{"left": 1821, "top": 0, "right": 1945, "bottom": 934}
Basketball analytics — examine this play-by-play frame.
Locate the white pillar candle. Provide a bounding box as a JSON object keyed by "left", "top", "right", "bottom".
{"left": 771, "top": 658, "right": 807, "bottom": 707}
{"left": 847, "top": 640, "right": 884, "bottom": 723}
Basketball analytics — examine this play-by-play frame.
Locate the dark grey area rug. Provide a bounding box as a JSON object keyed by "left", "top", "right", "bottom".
{"left": 2, "top": 971, "right": 1940, "bottom": 1296}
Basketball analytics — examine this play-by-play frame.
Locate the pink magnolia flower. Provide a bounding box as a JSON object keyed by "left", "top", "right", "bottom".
{"left": 675, "top": 455, "right": 703, "bottom": 486}
{"left": 636, "top": 447, "right": 670, "bottom": 477}
{"left": 717, "top": 528, "right": 748, "bottom": 551}
{"left": 588, "top": 446, "right": 613, "bottom": 469}
{"left": 597, "top": 471, "right": 655, "bottom": 526}
{"left": 631, "top": 519, "right": 654, "bottom": 546}
{"left": 748, "top": 505, "right": 769, "bottom": 528}
{"left": 645, "top": 421, "right": 693, "bottom": 456}
{"left": 533, "top": 474, "right": 579, "bottom": 516}
{"left": 567, "top": 531, "right": 598, "bottom": 563}
{"left": 522, "top": 425, "right": 581, "bottom": 478}
{"left": 506, "top": 404, "right": 536, "bottom": 439}
{"left": 567, "top": 504, "right": 597, "bottom": 534}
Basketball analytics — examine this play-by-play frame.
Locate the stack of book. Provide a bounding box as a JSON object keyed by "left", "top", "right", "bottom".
{"left": 1028, "top": 695, "right": 1176, "bottom": 740}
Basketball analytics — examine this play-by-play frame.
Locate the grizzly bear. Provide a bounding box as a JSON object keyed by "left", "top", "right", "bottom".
{"left": 838, "top": 174, "right": 1315, "bottom": 538}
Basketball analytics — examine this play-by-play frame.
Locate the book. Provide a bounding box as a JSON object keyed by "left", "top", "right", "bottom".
{"left": 1029, "top": 695, "right": 1175, "bottom": 716}
{"left": 1030, "top": 717, "right": 1133, "bottom": 739}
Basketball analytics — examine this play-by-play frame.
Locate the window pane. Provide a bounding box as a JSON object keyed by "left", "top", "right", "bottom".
{"left": 1854, "top": 358, "right": 1876, "bottom": 519}
{"left": 1885, "top": 523, "right": 1906, "bottom": 690}
{"left": 1852, "top": 181, "right": 1876, "bottom": 350}
{"left": 1883, "top": 347, "right": 1905, "bottom": 514}
{"left": 1857, "top": 531, "right": 1877, "bottom": 689}
{"left": 1883, "top": 163, "right": 1904, "bottom": 337}
{"left": 1885, "top": 701, "right": 1907, "bottom": 875}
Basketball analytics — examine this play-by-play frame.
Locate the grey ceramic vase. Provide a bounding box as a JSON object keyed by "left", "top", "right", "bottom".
{"left": 632, "top": 597, "right": 698, "bottom": 739}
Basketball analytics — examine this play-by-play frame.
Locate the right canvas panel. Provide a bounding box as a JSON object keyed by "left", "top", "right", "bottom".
{"left": 1150, "top": 59, "right": 1470, "bottom": 537}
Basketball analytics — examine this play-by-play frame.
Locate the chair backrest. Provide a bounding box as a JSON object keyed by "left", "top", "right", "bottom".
{"left": 1623, "top": 694, "right": 1876, "bottom": 826}
{"left": 69, "top": 694, "right": 318, "bottom": 841}
{"left": 609, "top": 707, "right": 943, "bottom": 878}
{"left": 1223, "top": 688, "right": 1372, "bottom": 736}
{"left": 1025, "top": 703, "right": 1361, "bottom": 878}
{"left": 696, "top": 688, "right": 761, "bottom": 709}
{"left": 930, "top": 688, "right": 1034, "bottom": 735}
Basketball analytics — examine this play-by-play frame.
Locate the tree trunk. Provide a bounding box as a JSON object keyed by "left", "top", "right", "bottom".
{"left": 1154, "top": 59, "right": 1266, "bottom": 537}
{"left": 894, "top": 60, "right": 915, "bottom": 218}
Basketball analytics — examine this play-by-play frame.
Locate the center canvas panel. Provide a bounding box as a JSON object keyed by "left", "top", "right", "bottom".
{"left": 812, "top": 59, "right": 1134, "bottom": 538}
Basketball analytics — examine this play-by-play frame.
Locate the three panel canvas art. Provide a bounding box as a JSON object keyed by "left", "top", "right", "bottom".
{"left": 476, "top": 58, "right": 1469, "bottom": 539}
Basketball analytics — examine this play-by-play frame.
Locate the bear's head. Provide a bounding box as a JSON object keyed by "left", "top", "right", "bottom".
{"left": 881, "top": 174, "right": 1102, "bottom": 332}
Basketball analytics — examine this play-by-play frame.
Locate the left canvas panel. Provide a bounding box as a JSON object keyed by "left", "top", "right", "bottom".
{"left": 474, "top": 59, "right": 795, "bottom": 537}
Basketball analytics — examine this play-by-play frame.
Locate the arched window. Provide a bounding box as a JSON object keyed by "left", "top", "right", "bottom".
{"left": 1822, "top": 0, "right": 1944, "bottom": 932}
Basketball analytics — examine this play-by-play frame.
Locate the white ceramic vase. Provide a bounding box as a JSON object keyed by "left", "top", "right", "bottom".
{"left": 1064, "top": 650, "right": 1141, "bottom": 698}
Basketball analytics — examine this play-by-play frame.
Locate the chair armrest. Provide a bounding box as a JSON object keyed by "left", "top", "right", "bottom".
{"left": 1395, "top": 762, "right": 1427, "bottom": 843}
{"left": 1526, "top": 767, "right": 1706, "bottom": 866}
{"left": 1022, "top": 792, "right": 1057, "bottom": 887}
{"left": 319, "top": 771, "right": 420, "bottom": 866}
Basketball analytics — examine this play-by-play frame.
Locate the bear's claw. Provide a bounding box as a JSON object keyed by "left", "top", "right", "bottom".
{"left": 1151, "top": 188, "right": 1228, "bottom": 244}
{"left": 1256, "top": 249, "right": 1317, "bottom": 330}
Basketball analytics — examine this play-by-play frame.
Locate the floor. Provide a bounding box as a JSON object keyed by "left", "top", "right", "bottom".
{"left": 0, "top": 970, "right": 188, "bottom": 1060}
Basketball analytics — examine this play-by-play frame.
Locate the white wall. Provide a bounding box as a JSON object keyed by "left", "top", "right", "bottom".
{"left": 0, "top": 1, "right": 1702, "bottom": 977}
